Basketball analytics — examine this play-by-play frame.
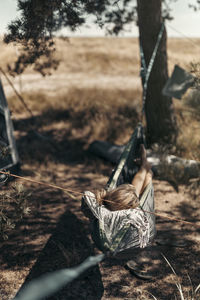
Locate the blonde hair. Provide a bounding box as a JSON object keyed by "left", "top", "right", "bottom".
{"left": 95, "top": 184, "right": 139, "bottom": 211}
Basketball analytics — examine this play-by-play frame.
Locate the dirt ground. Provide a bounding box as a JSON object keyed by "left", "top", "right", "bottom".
{"left": 0, "top": 110, "right": 199, "bottom": 300}
{"left": 0, "top": 37, "right": 199, "bottom": 300}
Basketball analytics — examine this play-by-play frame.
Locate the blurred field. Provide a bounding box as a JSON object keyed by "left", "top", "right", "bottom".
{"left": 0, "top": 37, "right": 200, "bottom": 156}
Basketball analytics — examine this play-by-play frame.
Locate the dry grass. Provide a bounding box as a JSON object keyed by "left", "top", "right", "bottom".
{"left": 55, "top": 37, "right": 140, "bottom": 76}
{"left": 8, "top": 87, "right": 141, "bottom": 145}
{"left": 167, "top": 38, "right": 200, "bottom": 73}
{"left": 175, "top": 90, "right": 200, "bottom": 160}
{"left": 0, "top": 38, "right": 18, "bottom": 70}
{"left": 0, "top": 37, "right": 199, "bottom": 160}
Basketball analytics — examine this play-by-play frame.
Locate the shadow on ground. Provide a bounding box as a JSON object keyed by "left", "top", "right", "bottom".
{"left": 0, "top": 108, "right": 199, "bottom": 300}
{"left": 13, "top": 109, "right": 115, "bottom": 180}
{"left": 15, "top": 210, "right": 104, "bottom": 300}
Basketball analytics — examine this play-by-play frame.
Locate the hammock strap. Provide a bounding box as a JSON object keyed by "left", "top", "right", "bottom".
{"left": 106, "top": 131, "right": 137, "bottom": 191}
{"left": 106, "top": 123, "right": 144, "bottom": 191}
{"left": 140, "top": 22, "right": 165, "bottom": 118}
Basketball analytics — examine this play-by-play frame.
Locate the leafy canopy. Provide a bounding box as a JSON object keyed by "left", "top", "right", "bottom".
{"left": 4, "top": 0, "right": 191, "bottom": 76}
{"left": 4, "top": 0, "right": 136, "bottom": 75}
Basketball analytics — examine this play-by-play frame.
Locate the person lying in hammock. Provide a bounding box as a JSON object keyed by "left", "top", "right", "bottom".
{"left": 95, "top": 144, "right": 152, "bottom": 212}
{"left": 82, "top": 144, "right": 154, "bottom": 256}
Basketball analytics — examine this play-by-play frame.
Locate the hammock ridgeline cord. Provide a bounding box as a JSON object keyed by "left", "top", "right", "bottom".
{"left": 0, "top": 170, "right": 200, "bottom": 229}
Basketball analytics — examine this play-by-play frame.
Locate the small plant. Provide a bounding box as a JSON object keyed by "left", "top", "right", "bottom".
{"left": 162, "top": 254, "right": 200, "bottom": 300}
{"left": 187, "top": 176, "right": 200, "bottom": 200}
{"left": 0, "top": 142, "right": 31, "bottom": 240}
{"left": 0, "top": 182, "right": 31, "bottom": 240}
{"left": 183, "top": 89, "right": 200, "bottom": 114}
{"left": 190, "top": 62, "right": 200, "bottom": 90}
{"left": 0, "top": 144, "right": 11, "bottom": 159}
{"left": 147, "top": 255, "right": 200, "bottom": 300}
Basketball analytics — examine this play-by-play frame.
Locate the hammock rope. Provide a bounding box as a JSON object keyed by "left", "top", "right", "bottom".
{"left": 0, "top": 169, "right": 199, "bottom": 228}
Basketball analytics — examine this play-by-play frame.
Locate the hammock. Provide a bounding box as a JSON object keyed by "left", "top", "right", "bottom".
{"left": 82, "top": 123, "right": 156, "bottom": 257}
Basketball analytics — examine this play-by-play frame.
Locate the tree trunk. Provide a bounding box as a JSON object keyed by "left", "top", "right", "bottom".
{"left": 137, "top": 0, "right": 178, "bottom": 146}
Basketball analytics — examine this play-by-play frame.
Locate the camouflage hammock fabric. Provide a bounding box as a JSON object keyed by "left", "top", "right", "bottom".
{"left": 83, "top": 184, "right": 153, "bottom": 255}
{"left": 83, "top": 123, "right": 156, "bottom": 256}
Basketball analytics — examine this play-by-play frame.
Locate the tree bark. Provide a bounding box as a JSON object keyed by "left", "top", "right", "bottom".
{"left": 137, "top": 0, "right": 178, "bottom": 145}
